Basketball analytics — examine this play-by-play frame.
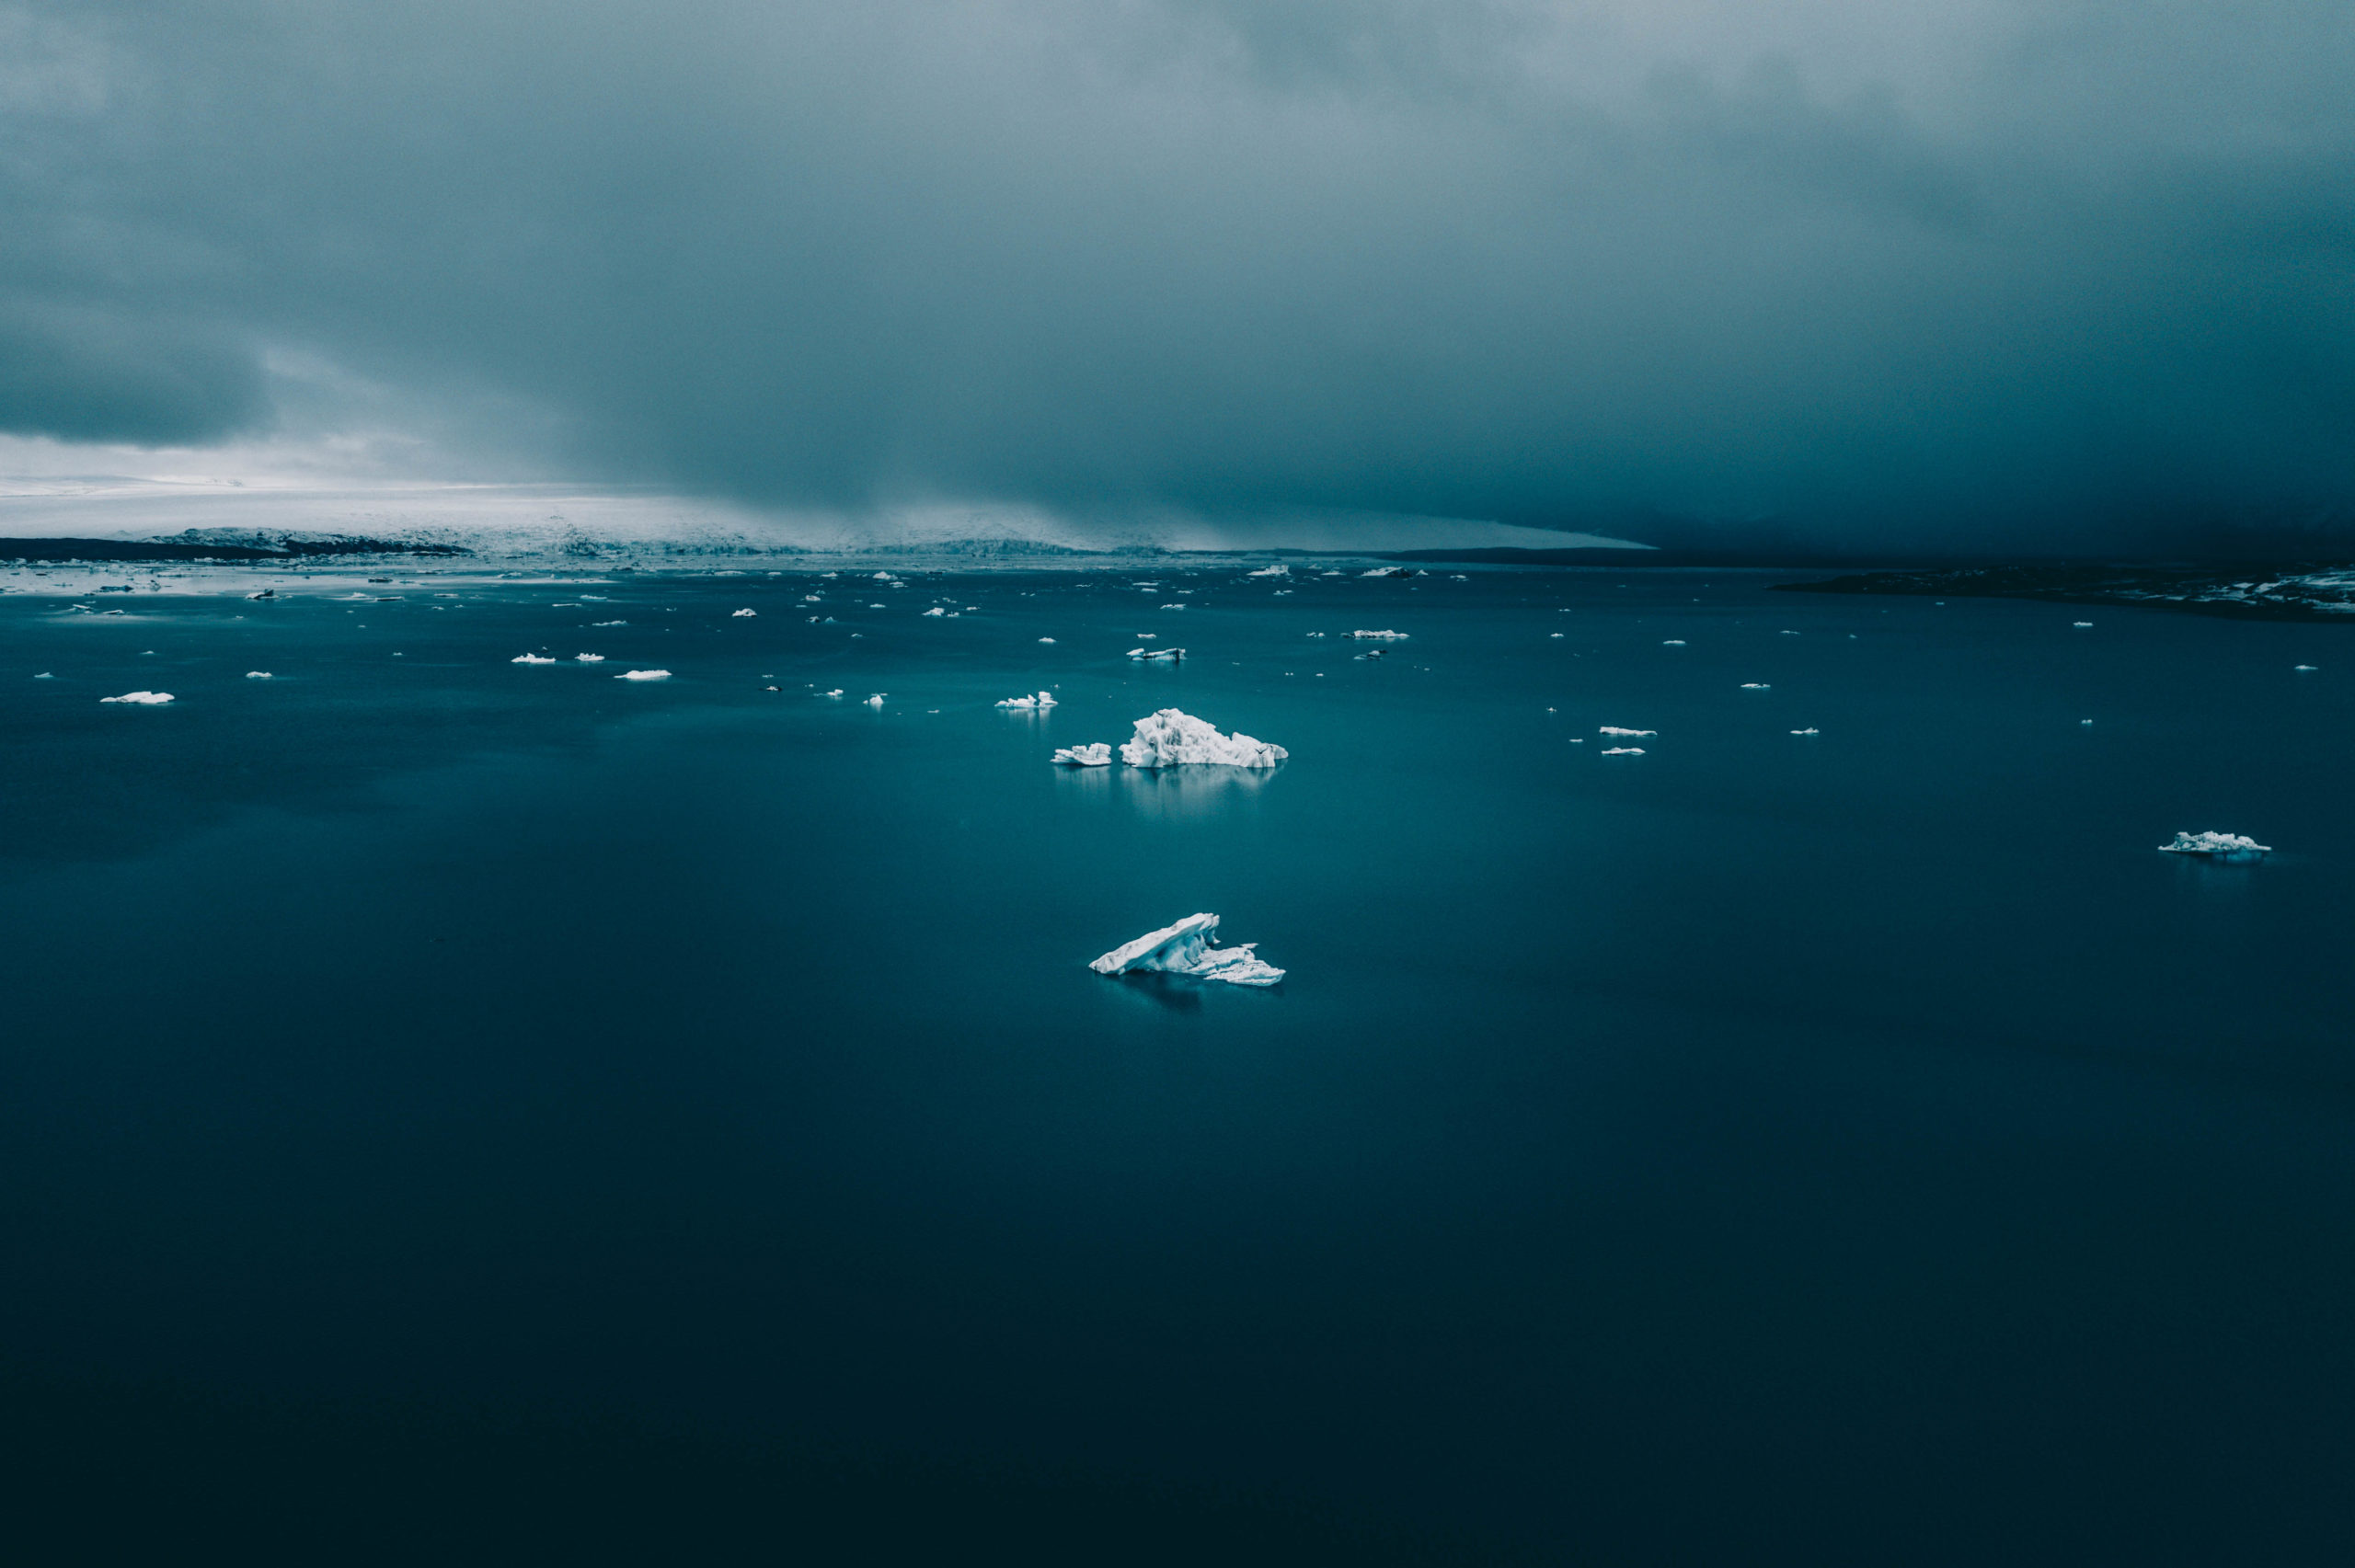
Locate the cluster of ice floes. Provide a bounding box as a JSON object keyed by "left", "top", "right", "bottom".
{"left": 1117, "top": 709, "right": 1287, "bottom": 769}
{"left": 2160, "top": 831, "right": 2270, "bottom": 859}
{"left": 1127, "top": 646, "right": 1184, "bottom": 661}
{"left": 1348, "top": 629, "right": 1408, "bottom": 640}
{"left": 576, "top": 653, "right": 604, "bottom": 663}
{"left": 100, "top": 691, "right": 174, "bottom": 704}
{"left": 996, "top": 691, "right": 1057, "bottom": 708}
{"left": 1052, "top": 742, "right": 1112, "bottom": 767}
{"left": 1089, "top": 913, "right": 1284, "bottom": 987}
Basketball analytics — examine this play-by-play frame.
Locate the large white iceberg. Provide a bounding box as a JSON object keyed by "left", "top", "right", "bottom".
{"left": 100, "top": 691, "right": 174, "bottom": 704}
{"left": 1052, "top": 742, "right": 1112, "bottom": 766}
{"left": 1348, "top": 629, "right": 1409, "bottom": 640}
{"left": 512, "top": 653, "right": 557, "bottom": 665}
{"left": 615, "top": 669, "right": 672, "bottom": 681}
{"left": 2160, "top": 831, "right": 2270, "bottom": 859}
{"left": 1089, "top": 913, "right": 1284, "bottom": 987}
{"left": 1119, "top": 709, "right": 1286, "bottom": 768}
{"left": 996, "top": 691, "right": 1058, "bottom": 708}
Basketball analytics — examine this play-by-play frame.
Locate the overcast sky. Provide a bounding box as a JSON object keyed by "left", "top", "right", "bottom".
{"left": 3, "top": 1, "right": 2349, "bottom": 552}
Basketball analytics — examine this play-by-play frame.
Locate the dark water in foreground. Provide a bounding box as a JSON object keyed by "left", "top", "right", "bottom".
{"left": 4, "top": 567, "right": 2351, "bottom": 1563}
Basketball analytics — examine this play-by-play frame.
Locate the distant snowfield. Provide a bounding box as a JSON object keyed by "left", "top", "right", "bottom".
{"left": 0, "top": 476, "right": 1648, "bottom": 559}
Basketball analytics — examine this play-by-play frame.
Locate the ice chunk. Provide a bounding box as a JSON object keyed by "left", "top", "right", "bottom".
{"left": 1361, "top": 567, "right": 1418, "bottom": 578}
{"left": 1740, "top": 682, "right": 1770, "bottom": 690}
{"left": 1053, "top": 742, "right": 1112, "bottom": 766}
{"left": 1791, "top": 727, "right": 1820, "bottom": 735}
{"left": 733, "top": 608, "right": 756, "bottom": 617}
{"left": 872, "top": 572, "right": 896, "bottom": 580}
{"left": 1119, "top": 708, "right": 1286, "bottom": 768}
{"left": 821, "top": 689, "right": 844, "bottom": 698}
{"left": 616, "top": 669, "right": 672, "bottom": 681}
{"left": 1246, "top": 565, "right": 1290, "bottom": 578}
{"left": 100, "top": 691, "right": 174, "bottom": 704}
{"left": 2074, "top": 622, "right": 2093, "bottom": 628}
{"left": 996, "top": 691, "right": 1058, "bottom": 708}
{"left": 34, "top": 672, "right": 54, "bottom": 679}
{"left": 2294, "top": 664, "right": 2317, "bottom": 671}
{"left": 1601, "top": 746, "right": 1644, "bottom": 755}
{"left": 1088, "top": 913, "right": 1284, "bottom": 987}
{"left": 1599, "top": 726, "right": 1655, "bottom": 737}
{"left": 923, "top": 607, "right": 946, "bottom": 616}
{"left": 511, "top": 653, "right": 557, "bottom": 664}
{"left": 1161, "top": 603, "right": 1187, "bottom": 610}
{"left": 2160, "top": 831, "right": 2270, "bottom": 859}
{"left": 246, "top": 589, "right": 275, "bottom": 601}
{"left": 863, "top": 692, "right": 885, "bottom": 707}
{"left": 1662, "top": 639, "right": 1686, "bottom": 646}
{"left": 1348, "top": 629, "right": 1409, "bottom": 640}
{"left": 246, "top": 670, "right": 272, "bottom": 680}
{"left": 592, "top": 619, "right": 627, "bottom": 626}
{"left": 1039, "top": 637, "right": 1056, "bottom": 644}
{"left": 575, "top": 653, "right": 604, "bottom": 662}
{"left": 1127, "top": 647, "right": 1184, "bottom": 661}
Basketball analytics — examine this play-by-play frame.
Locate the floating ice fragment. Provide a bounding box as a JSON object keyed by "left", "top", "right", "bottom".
{"left": 732, "top": 608, "right": 756, "bottom": 617}
{"left": 2074, "top": 622, "right": 2093, "bottom": 628}
{"left": 244, "top": 671, "right": 272, "bottom": 680}
{"left": 592, "top": 619, "right": 627, "bottom": 626}
{"left": 575, "top": 653, "right": 604, "bottom": 662}
{"left": 616, "top": 669, "right": 672, "bottom": 681}
{"left": 1127, "top": 647, "right": 1184, "bottom": 661}
{"left": 1740, "top": 682, "right": 1770, "bottom": 690}
{"left": 1349, "top": 629, "right": 1409, "bottom": 640}
{"left": 512, "top": 653, "right": 557, "bottom": 664}
{"left": 1361, "top": 567, "right": 1418, "bottom": 578}
{"left": 1599, "top": 726, "right": 1655, "bottom": 737}
{"left": 34, "top": 672, "right": 53, "bottom": 679}
{"left": 100, "top": 691, "right": 174, "bottom": 704}
{"left": 923, "top": 607, "right": 946, "bottom": 616}
{"left": 2294, "top": 664, "right": 2317, "bottom": 671}
{"left": 1161, "top": 603, "right": 1186, "bottom": 610}
{"left": 996, "top": 691, "right": 1058, "bottom": 708}
{"left": 1601, "top": 746, "right": 1644, "bottom": 755}
{"left": 1661, "top": 639, "right": 1686, "bottom": 646}
{"left": 863, "top": 692, "right": 885, "bottom": 707}
{"left": 1089, "top": 913, "right": 1283, "bottom": 987}
{"left": 1246, "top": 565, "right": 1290, "bottom": 578}
{"left": 821, "top": 689, "right": 844, "bottom": 698}
{"left": 1053, "top": 742, "right": 1112, "bottom": 766}
{"left": 1039, "top": 637, "right": 1056, "bottom": 644}
{"left": 1780, "top": 630, "right": 1798, "bottom": 635}
{"left": 872, "top": 572, "right": 896, "bottom": 580}
{"left": 1120, "top": 709, "right": 1286, "bottom": 768}
{"left": 1550, "top": 632, "right": 1564, "bottom": 638}
{"left": 246, "top": 589, "right": 275, "bottom": 601}
{"left": 2160, "top": 831, "right": 2269, "bottom": 859}
{"left": 1791, "top": 727, "right": 1820, "bottom": 736}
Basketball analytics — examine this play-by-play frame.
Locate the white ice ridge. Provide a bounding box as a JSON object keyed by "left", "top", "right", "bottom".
{"left": 100, "top": 691, "right": 175, "bottom": 704}
{"left": 2160, "top": 830, "right": 2270, "bottom": 859}
{"left": 512, "top": 653, "right": 557, "bottom": 664}
{"left": 1599, "top": 726, "right": 1655, "bottom": 737}
{"left": 1127, "top": 647, "right": 1184, "bottom": 661}
{"left": 1348, "top": 629, "right": 1409, "bottom": 640}
{"left": 616, "top": 669, "right": 672, "bottom": 681}
{"left": 996, "top": 691, "right": 1058, "bottom": 708}
{"left": 246, "top": 671, "right": 272, "bottom": 680}
{"left": 1089, "top": 913, "right": 1284, "bottom": 987}
{"left": 1246, "top": 564, "right": 1290, "bottom": 577}
{"left": 1053, "top": 742, "right": 1113, "bottom": 766}
{"left": 1119, "top": 709, "right": 1286, "bottom": 768}
{"left": 732, "top": 608, "right": 756, "bottom": 617}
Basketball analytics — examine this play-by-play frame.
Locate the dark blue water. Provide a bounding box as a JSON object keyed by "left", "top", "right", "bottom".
{"left": 5, "top": 567, "right": 2352, "bottom": 1562}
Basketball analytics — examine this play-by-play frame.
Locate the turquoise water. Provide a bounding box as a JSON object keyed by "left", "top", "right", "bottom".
{"left": 4, "top": 567, "right": 2351, "bottom": 1561}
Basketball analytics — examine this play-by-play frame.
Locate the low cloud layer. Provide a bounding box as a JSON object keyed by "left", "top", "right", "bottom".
{"left": 3, "top": 1, "right": 2350, "bottom": 553}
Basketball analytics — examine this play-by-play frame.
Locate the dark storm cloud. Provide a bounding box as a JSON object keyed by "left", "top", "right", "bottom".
{"left": 3, "top": 1, "right": 2351, "bottom": 550}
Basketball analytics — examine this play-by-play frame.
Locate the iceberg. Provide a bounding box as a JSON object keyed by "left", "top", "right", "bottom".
{"left": 922, "top": 607, "right": 946, "bottom": 616}
{"left": 1662, "top": 639, "right": 1686, "bottom": 646}
{"left": 1740, "top": 682, "right": 1770, "bottom": 690}
{"left": 1127, "top": 647, "right": 1184, "bottom": 661}
{"left": 2160, "top": 831, "right": 2270, "bottom": 860}
{"left": 1599, "top": 726, "right": 1655, "bottom": 737}
{"left": 615, "top": 669, "right": 672, "bottom": 681}
{"left": 1348, "top": 629, "right": 1409, "bottom": 640}
{"left": 1246, "top": 564, "right": 1290, "bottom": 578}
{"left": 2074, "top": 621, "right": 2093, "bottom": 628}
{"left": 732, "top": 608, "right": 756, "bottom": 617}
{"left": 512, "top": 653, "right": 557, "bottom": 664}
{"left": 863, "top": 692, "right": 885, "bottom": 707}
{"left": 100, "top": 691, "right": 174, "bottom": 704}
{"left": 1791, "top": 727, "right": 1819, "bottom": 735}
{"left": 821, "top": 689, "right": 844, "bottom": 698}
{"left": 2295, "top": 664, "right": 2317, "bottom": 671}
{"left": 1601, "top": 746, "right": 1644, "bottom": 755}
{"left": 1052, "top": 742, "right": 1113, "bottom": 766}
{"left": 1361, "top": 567, "right": 1418, "bottom": 578}
{"left": 1119, "top": 708, "right": 1286, "bottom": 768}
{"left": 246, "top": 670, "right": 272, "bottom": 680}
{"left": 1088, "top": 913, "right": 1284, "bottom": 987}
{"left": 996, "top": 691, "right": 1058, "bottom": 708}
{"left": 1038, "top": 637, "right": 1056, "bottom": 644}
{"left": 575, "top": 653, "right": 604, "bottom": 662}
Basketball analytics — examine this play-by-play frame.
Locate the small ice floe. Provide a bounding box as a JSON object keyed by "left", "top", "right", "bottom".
{"left": 2160, "top": 831, "right": 2269, "bottom": 860}
{"left": 580, "top": 595, "right": 608, "bottom": 601}
{"left": 616, "top": 669, "right": 672, "bottom": 681}
{"left": 1361, "top": 567, "right": 1418, "bottom": 578}
{"left": 575, "top": 653, "right": 604, "bottom": 662}
{"left": 922, "top": 607, "right": 946, "bottom": 616}
{"left": 100, "top": 691, "right": 174, "bottom": 704}
{"left": 1089, "top": 912, "right": 1283, "bottom": 987}
{"left": 1780, "top": 630, "right": 1798, "bottom": 636}
{"left": 1791, "top": 727, "right": 1820, "bottom": 736}
{"left": 804, "top": 594, "right": 822, "bottom": 602}
{"left": 1601, "top": 746, "right": 1644, "bottom": 756}
{"left": 592, "top": 619, "right": 627, "bottom": 626}
{"left": 872, "top": 572, "right": 896, "bottom": 581}
{"left": 512, "top": 653, "right": 557, "bottom": 664}
{"left": 246, "top": 670, "right": 272, "bottom": 680}
{"left": 1246, "top": 565, "right": 1290, "bottom": 578}
{"left": 2294, "top": 664, "right": 2317, "bottom": 671}
{"left": 1120, "top": 709, "right": 1286, "bottom": 768}
{"left": 1161, "top": 602, "right": 1186, "bottom": 610}
{"left": 1053, "top": 742, "right": 1113, "bottom": 766}
{"left": 820, "top": 571, "right": 837, "bottom": 578}
{"left": 821, "top": 689, "right": 844, "bottom": 698}
{"left": 2082, "top": 718, "right": 2095, "bottom": 726}
{"left": 246, "top": 589, "right": 275, "bottom": 601}
{"left": 1349, "top": 629, "right": 1409, "bottom": 640}
{"left": 1661, "top": 639, "right": 1686, "bottom": 646}
{"left": 863, "top": 692, "right": 885, "bottom": 707}
{"left": 1038, "top": 637, "right": 1056, "bottom": 644}
{"left": 1304, "top": 632, "right": 1327, "bottom": 638}
{"left": 1550, "top": 632, "right": 1564, "bottom": 638}
{"left": 1127, "top": 647, "right": 1184, "bottom": 661}
{"left": 2074, "top": 622, "right": 2093, "bottom": 628}
{"left": 996, "top": 691, "right": 1058, "bottom": 708}
{"left": 867, "top": 602, "right": 886, "bottom": 609}
{"left": 732, "top": 609, "right": 756, "bottom": 617}
{"left": 34, "top": 672, "right": 54, "bottom": 680}
{"left": 1740, "top": 682, "right": 1770, "bottom": 690}
{"left": 1599, "top": 726, "right": 1655, "bottom": 737}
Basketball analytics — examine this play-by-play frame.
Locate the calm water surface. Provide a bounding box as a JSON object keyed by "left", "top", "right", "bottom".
{"left": 4, "top": 566, "right": 2351, "bottom": 1562}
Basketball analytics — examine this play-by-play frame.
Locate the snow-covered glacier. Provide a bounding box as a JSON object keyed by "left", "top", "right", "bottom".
{"left": 1088, "top": 913, "right": 1285, "bottom": 987}
{"left": 1118, "top": 709, "right": 1286, "bottom": 768}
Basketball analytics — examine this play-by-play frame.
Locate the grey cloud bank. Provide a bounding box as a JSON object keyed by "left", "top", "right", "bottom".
{"left": 2, "top": 0, "right": 2349, "bottom": 554}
